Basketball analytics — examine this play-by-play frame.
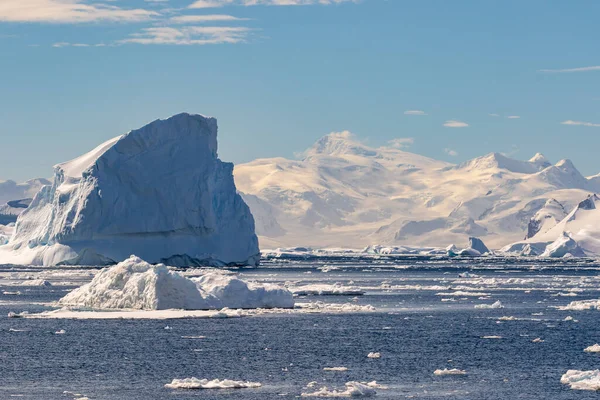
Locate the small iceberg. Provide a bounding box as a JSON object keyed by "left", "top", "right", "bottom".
{"left": 58, "top": 255, "right": 294, "bottom": 311}
{"left": 165, "top": 378, "right": 261, "bottom": 390}
{"left": 434, "top": 368, "right": 466, "bottom": 376}
{"left": 301, "top": 381, "right": 378, "bottom": 397}
{"left": 474, "top": 300, "right": 503, "bottom": 309}
{"left": 584, "top": 344, "right": 600, "bottom": 353}
{"left": 561, "top": 370, "right": 600, "bottom": 390}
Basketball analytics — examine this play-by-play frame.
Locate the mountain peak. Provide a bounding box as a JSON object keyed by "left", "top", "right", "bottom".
{"left": 529, "top": 153, "right": 552, "bottom": 168}
{"left": 304, "top": 131, "right": 378, "bottom": 158}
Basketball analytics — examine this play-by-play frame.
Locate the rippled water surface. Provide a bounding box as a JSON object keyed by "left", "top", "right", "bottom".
{"left": 2, "top": 257, "right": 600, "bottom": 399}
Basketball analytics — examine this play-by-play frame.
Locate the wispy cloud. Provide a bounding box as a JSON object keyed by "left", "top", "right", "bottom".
{"left": 488, "top": 113, "right": 500, "bottom": 117}
{"left": 507, "top": 115, "right": 520, "bottom": 119}
{"left": 444, "top": 148, "right": 458, "bottom": 156}
{"left": 443, "top": 120, "right": 469, "bottom": 128}
{"left": 387, "top": 138, "right": 414, "bottom": 149}
{"left": 170, "top": 14, "right": 247, "bottom": 23}
{"left": 189, "top": 0, "right": 357, "bottom": 7}
{"left": 404, "top": 110, "right": 427, "bottom": 116}
{"left": 561, "top": 120, "right": 600, "bottom": 128}
{"left": 120, "top": 26, "right": 251, "bottom": 45}
{"left": 539, "top": 66, "right": 600, "bottom": 73}
{"left": 0, "top": 0, "right": 158, "bottom": 23}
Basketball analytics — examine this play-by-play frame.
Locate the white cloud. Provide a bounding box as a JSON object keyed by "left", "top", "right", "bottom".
{"left": 443, "top": 120, "right": 469, "bottom": 128}
{"left": 444, "top": 148, "right": 458, "bottom": 157}
{"left": 507, "top": 115, "right": 520, "bottom": 119}
{"left": 0, "top": 0, "right": 158, "bottom": 23}
{"left": 388, "top": 138, "right": 414, "bottom": 149}
{"left": 404, "top": 110, "right": 427, "bottom": 116}
{"left": 120, "top": 26, "right": 251, "bottom": 45}
{"left": 170, "top": 14, "right": 246, "bottom": 23}
{"left": 561, "top": 120, "right": 600, "bottom": 128}
{"left": 539, "top": 66, "right": 600, "bottom": 73}
{"left": 189, "top": 0, "right": 357, "bottom": 8}
{"left": 488, "top": 113, "right": 500, "bottom": 117}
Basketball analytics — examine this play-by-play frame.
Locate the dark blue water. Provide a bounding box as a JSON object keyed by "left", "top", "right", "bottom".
{"left": 2, "top": 261, "right": 600, "bottom": 399}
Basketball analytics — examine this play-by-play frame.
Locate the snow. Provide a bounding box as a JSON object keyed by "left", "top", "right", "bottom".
{"left": 584, "top": 344, "right": 600, "bottom": 353}
{"left": 504, "top": 194, "right": 600, "bottom": 257}
{"left": 433, "top": 368, "right": 466, "bottom": 376}
{"left": 0, "top": 113, "right": 259, "bottom": 267}
{"left": 561, "top": 370, "right": 600, "bottom": 391}
{"left": 0, "top": 178, "right": 50, "bottom": 205}
{"left": 235, "top": 131, "right": 598, "bottom": 251}
{"left": 165, "top": 378, "right": 261, "bottom": 390}
{"left": 301, "top": 381, "right": 378, "bottom": 397}
{"left": 57, "top": 255, "right": 294, "bottom": 310}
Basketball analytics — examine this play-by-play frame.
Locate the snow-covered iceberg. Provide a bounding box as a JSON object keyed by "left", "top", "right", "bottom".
{"left": 561, "top": 370, "right": 600, "bottom": 391}
{"left": 0, "top": 113, "right": 259, "bottom": 267}
{"left": 58, "top": 256, "right": 294, "bottom": 310}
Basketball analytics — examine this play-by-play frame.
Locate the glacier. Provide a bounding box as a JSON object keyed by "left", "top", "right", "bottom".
{"left": 0, "top": 113, "right": 259, "bottom": 267}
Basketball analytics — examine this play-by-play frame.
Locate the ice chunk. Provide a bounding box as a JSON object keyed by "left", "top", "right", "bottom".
{"left": 301, "top": 381, "right": 377, "bottom": 397}
{"left": 559, "top": 299, "right": 600, "bottom": 311}
{"left": 584, "top": 344, "right": 600, "bottom": 353}
{"left": 165, "top": 378, "right": 261, "bottom": 390}
{"left": 58, "top": 255, "right": 294, "bottom": 310}
{"left": 468, "top": 237, "right": 490, "bottom": 254}
{"left": 290, "top": 284, "right": 365, "bottom": 296}
{"left": 367, "top": 352, "right": 381, "bottom": 359}
{"left": 323, "top": 367, "right": 348, "bottom": 371}
{"left": 434, "top": 368, "right": 466, "bottom": 376}
{"left": 561, "top": 370, "right": 600, "bottom": 390}
{"left": 474, "top": 300, "right": 503, "bottom": 309}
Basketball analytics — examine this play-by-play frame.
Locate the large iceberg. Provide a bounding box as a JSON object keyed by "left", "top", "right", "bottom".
{"left": 0, "top": 113, "right": 260, "bottom": 267}
{"left": 58, "top": 255, "right": 294, "bottom": 310}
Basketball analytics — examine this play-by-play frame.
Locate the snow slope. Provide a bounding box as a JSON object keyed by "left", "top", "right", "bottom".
{"left": 0, "top": 113, "right": 259, "bottom": 267}
{"left": 235, "top": 133, "right": 598, "bottom": 250}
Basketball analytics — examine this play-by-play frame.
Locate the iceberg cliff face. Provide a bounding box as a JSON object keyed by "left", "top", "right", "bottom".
{"left": 3, "top": 113, "right": 259, "bottom": 267}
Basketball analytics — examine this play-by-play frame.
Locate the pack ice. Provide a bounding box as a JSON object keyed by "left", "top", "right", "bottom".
{"left": 0, "top": 113, "right": 260, "bottom": 267}
{"left": 58, "top": 255, "right": 294, "bottom": 310}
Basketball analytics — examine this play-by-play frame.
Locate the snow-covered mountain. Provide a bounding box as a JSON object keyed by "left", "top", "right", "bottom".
{"left": 0, "top": 113, "right": 259, "bottom": 267}
{"left": 234, "top": 132, "right": 599, "bottom": 250}
{"left": 504, "top": 194, "right": 600, "bottom": 257}
{"left": 0, "top": 179, "right": 50, "bottom": 205}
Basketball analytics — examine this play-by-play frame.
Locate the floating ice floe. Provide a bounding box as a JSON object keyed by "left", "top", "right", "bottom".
{"left": 165, "top": 378, "right": 261, "bottom": 390}
{"left": 561, "top": 370, "right": 600, "bottom": 390}
{"left": 559, "top": 299, "right": 600, "bottom": 311}
{"left": 367, "top": 352, "right": 381, "bottom": 359}
{"left": 301, "top": 381, "right": 379, "bottom": 397}
{"left": 532, "top": 338, "right": 544, "bottom": 343}
{"left": 434, "top": 368, "right": 466, "bottom": 376}
{"left": 290, "top": 284, "right": 365, "bottom": 296}
{"left": 57, "top": 255, "right": 294, "bottom": 311}
{"left": 474, "top": 300, "right": 504, "bottom": 309}
{"left": 481, "top": 335, "right": 502, "bottom": 339}
{"left": 323, "top": 367, "right": 348, "bottom": 371}
{"left": 19, "top": 279, "right": 52, "bottom": 287}
{"left": 584, "top": 344, "right": 600, "bottom": 353}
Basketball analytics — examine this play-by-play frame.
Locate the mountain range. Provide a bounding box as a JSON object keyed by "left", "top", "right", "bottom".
{"left": 234, "top": 132, "right": 598, "bottom": 250}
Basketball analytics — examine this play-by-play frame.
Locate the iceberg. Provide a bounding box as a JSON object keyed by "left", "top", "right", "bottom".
{"left": 301, "top": 381, "right": 378, "bottom": 397}
{"left": 58, "top": 256, "right": 294, "bottom": 310}
{"left": 561, "top": 370, "right": 600, "bottom": 391}
{"left": 165, "top": 378, "right": 261, "bottom": 390}
{"left": 1, "top": 113, "right": 259, "bottom": 267}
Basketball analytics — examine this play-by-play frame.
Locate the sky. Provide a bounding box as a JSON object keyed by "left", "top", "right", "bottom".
{"left": 0, "top": 0, "right": 599, "bottom": 181}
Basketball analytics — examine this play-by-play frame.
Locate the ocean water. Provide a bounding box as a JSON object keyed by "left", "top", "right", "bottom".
{"left": 2, "top": 257, "right": 600, "bottom": 399}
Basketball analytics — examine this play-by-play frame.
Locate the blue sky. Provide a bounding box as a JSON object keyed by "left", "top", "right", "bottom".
{"left": 1, "top": 0, "right": 599, "bottom": 181}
